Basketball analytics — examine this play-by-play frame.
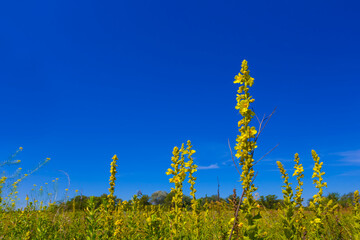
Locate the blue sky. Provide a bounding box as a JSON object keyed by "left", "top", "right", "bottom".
{"left": 0, "top": 0, "right": 359, "bottom": 204}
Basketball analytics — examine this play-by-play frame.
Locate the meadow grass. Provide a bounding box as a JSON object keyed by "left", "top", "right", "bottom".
{"left": 0, "top": 60, "right": 359, "bottom": 239}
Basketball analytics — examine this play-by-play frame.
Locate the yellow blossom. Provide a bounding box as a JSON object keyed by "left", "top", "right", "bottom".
{"left": 314, "top": 218, "right": 321, "bottom": 224}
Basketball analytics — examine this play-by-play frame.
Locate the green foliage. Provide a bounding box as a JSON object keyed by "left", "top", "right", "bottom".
{"left": 150, "top": 190, "right": 167, "bottom": 205}
{"left": 259, "top": 195, "right": 281, "bottom": 209}
{"left": 0, "top": 60, "right": 359, "bottom": 239}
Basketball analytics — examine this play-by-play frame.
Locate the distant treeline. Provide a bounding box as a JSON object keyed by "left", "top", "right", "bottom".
{"left": 51, "top": 190, "right": 357, "bottom": 211}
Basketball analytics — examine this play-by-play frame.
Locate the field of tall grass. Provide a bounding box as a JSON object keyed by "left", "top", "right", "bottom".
{"left": 1, "top": 60, "right": 359, "bottom": 239}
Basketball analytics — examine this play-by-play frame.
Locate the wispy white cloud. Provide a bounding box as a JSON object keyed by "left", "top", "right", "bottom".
{"left": 262, "top": 157, "right": 292, "bottom": 163}
{"left": 337, "top": 169, "right": 360, "bottom": 176}
{"left": 198, "top": 163, "right": 219, "bottom": 170}
{"left": 221, "top": 159, "right": 233, "bottom": 166}
{"left": 332, "top": 149, "right": 360, "bottom": 165}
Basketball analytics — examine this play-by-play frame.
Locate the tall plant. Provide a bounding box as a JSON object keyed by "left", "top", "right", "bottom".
{"left": 233, "top": 60, "right": 262, "bottom": 239}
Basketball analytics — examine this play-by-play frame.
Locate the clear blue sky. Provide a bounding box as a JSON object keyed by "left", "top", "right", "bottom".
{"left": 1, "top": 0, "right": 359, "bottom": 204}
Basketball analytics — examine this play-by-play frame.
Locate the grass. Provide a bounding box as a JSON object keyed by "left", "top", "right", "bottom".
{"left": 0, "top": 60, "right": 359, "bottom": 239}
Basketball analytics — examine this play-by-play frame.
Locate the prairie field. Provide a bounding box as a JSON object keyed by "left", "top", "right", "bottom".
{"left": 1, "top": 60, "right": 359, "bottom": 240}
{"left": 2, "top": 1, "right": 360, "bottom": 239}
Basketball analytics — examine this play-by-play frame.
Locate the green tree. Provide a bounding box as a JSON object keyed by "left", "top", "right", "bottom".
{"left": 150, "top": 190, "right": 167, "bottom": 205}
{"left": 138, "top": 194, "right": 151, "bottom": 208}
{"left": 259, "top": 194, "right": 281, "bottom": 209}
{"left": 324, "top": 192, "right": 340, "bottom": 205}
{"left": 339, "top": 192, "right": 354, "bottom": 208}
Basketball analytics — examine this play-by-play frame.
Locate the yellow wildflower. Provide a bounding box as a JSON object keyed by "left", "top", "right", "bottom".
{"left": 314, "top": 218, "right": 321, "bottom": 224}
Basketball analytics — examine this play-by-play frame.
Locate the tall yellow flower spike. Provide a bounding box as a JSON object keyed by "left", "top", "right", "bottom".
{"left": 277, "top": 160, "right": 299, "bottom": 238}
{"left": 166, "top": 144, "right": 185, "bottom": 238}
{"left": 234, "top": 60, "right": 257, "bottom": 175}
{"left": 293, "top": 153, "right": 304, "bottom": 208}
{"left": 233, "top": 60, "right": 261, "bottom": 238}
{"left": 108, "top": 154, "right": 118, "bottom": 212}
{"left": 311, "top": 150, "right": 326, "bottom": 204}
{"left": 234, "top": 60, "right": 257, "bottom": 196}
{"left": 184, "top": 140, "right": 197, "bottom": 201}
